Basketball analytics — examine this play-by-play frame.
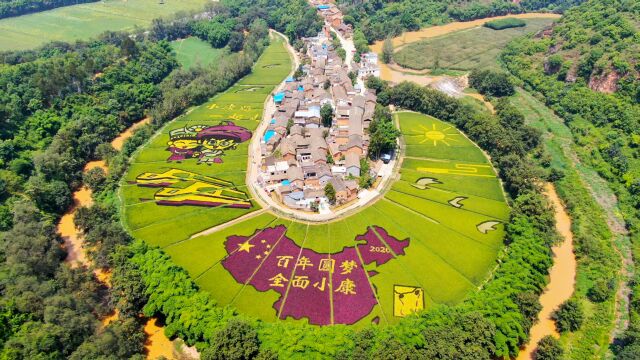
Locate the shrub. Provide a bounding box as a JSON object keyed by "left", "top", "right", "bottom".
{"left": 535, "top": 335, "right": 563, "bottom": 360}
{"left": 484, "top": 18, "right": 526, "bottom": 30}
{"left": 469, "top": 69, "right": 515, "bottom": 97}
{"left": 587, "top": 279, "right": 614, "bottom": 302}
{"left": 553, "top": 299, "right": 584, "bottom": 332}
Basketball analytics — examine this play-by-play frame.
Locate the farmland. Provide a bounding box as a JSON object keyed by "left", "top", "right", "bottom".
{"left": 0, "top": 0, "right": 208, "bottom": 51}
{"left": 123, "top": 53, "right": 510, "bottom": 328}
{"left": 393, "top": 18, "right": 555, "bottom": 71}
{"left": 170, "top": 37, "right": 225, "bottom": 69}
{"left": 121, "top": 34, "right": 292, "bottom": 248}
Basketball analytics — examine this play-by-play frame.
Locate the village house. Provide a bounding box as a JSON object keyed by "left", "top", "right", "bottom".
{"left": 258, "top": 18, "right": 379, "bottom": 212}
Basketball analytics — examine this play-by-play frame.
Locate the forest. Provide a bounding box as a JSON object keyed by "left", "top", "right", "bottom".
{"left": 500, "top": 0, "right": 639, "bottom": 357}
{"left": 0, "top": 0, "right": 98, "bottom": 19}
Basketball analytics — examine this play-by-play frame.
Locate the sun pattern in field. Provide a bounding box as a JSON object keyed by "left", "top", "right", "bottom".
{"left": 412, "top": 123, "right": 461, "bottom": 146}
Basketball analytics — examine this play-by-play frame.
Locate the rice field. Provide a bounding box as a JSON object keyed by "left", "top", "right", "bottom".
{"left": 0, "top": 0, "right": 209, "bottom": 51}
{"left": 121, "top": 31, "right": 509, "bottom": 326}
{"left": 170, "top": 37, "right": 225, "bottom": 69}
{"left": 393, "top": 18, "right": 556, "bottom": 71}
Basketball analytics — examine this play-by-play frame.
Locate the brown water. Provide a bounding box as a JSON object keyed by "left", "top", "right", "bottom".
{"left": 111, "top": 117, "right": 150, "bottom": 151}
{"left": 144, "top": 318, "right": 175, "bottom": 360}
{"left": 370, "top": 13, "right": 561, "bottom": 53}
{"left": 58, "top": 186, "right": 94, "bottom": 267}
{"left": 517, "top": 183, "right": 576, "bottom": 359}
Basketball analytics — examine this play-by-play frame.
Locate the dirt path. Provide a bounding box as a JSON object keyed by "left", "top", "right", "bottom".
{"left": 517, "top": 183, "right": 576, "bottom": 359}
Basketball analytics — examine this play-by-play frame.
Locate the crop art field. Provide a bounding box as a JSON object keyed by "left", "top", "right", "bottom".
{"left": 393, "top": 18, "right": 555, "bottom": 71}
{"left": 0, "top": 0, "right": 209, "bottom": 51}
{"left": 121, "top": 36, "right": 291, "bottom": 247}
{"left": 122, "top": 36, "right": 509, "bottom": 327}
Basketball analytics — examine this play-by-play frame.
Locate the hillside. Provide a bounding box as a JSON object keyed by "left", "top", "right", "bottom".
{"left": 502, "top": 0, "right": 640, "bottom": 357}
{"left": 503, "top": 0, "right": 639, "bottom": 98}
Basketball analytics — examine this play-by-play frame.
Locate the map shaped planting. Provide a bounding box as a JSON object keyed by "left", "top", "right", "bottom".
{"left": 222, "top": 225, "right": 410, "bottom": 325}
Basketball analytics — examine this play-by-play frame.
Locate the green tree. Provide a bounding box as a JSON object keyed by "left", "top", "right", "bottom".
{"left": 83, "top": 167, "right": 106, "bottom": 192}
{"left": 381, "top": 37, "right": 394, "bottom": 64}
{"left": 587, "top": 279, "right": 613, "bottom": 302}
{"left": 320, "top": 103, "right": 333, "bottom": 128}
{"left": 535, "top": 336, "right": 563, "bottom": 360}
{"left": 202, "top": 320, "right": 259, "bottom": 360}
{"left": 324, "top": 182, "right": 336, "bottom": 205}
{"left": 553, "top": 299, "right": 584, "bottom": 332}
{"left": 228, "top": 32, "right": 245, "bottom": 52}
{"left": 469, "top": 69, "right": 515, "bottom": 97}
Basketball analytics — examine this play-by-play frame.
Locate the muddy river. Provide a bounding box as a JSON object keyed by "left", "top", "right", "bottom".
{"left": 517, "top": 183, "right": 576, "bottom": 359}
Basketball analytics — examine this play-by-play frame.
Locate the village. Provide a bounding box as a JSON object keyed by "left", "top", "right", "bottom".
{"left": 256, "top": 2, "right": 384, "bottom": 213}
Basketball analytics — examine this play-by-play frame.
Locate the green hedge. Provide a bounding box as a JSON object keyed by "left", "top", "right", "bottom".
{"left": 484, "top": 18, "right": 526, "bottom": 30}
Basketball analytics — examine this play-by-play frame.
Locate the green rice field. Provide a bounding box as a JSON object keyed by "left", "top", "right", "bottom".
{"left": 121, "top": 36, "right": 509, "bottom": 327}
{"left": 393, "top": 18, "right": 555, "bottom": 71}
{"left": 0, "top": 0, "right": 209, "bottom": 51}
{"left": 171, "top": 37, "right": 225, "bottom": 69}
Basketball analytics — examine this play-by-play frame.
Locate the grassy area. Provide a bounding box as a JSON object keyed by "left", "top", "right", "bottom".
{"left": 151, "top": 111, "right": 508, "bottom": 326}
{"left": 170, "top": 37, "right": 225, "bottom": 69}
{"left": 393, "top": 18, "right": 555, "bottom": 71}
{"left": 0, "top": 0, "right": 209, "bottom": 51}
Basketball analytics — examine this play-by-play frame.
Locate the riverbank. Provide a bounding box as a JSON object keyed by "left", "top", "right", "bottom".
{"left": 55, "top": 117, "right": 176, "bottom": 359}
{"left": 517, "top": 183, "right": 576, "bottom": 359}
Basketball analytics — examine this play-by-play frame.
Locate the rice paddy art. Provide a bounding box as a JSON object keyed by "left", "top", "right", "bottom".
{"left": 134, "top": 169, "right": 251, "bottom": 208}
{"left": 221, "top": 225, "right": 412, "bottom": 325}
{"left": 167, "top": 121, "right": 252, "bottom": 164}
{"left": 393, "top": 285, "right": 425, "bottom": 317}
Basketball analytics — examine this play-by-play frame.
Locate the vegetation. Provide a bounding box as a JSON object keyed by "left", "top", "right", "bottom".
{"left": 508, "top": 89, "right": 619, "bottom": 358}
{"left": 367, "top": 104, "right": 399, "bottom": 159}
{"left": 483, "top": 17, "right": 526, "bottom": 30}
{"left": 320, "top": 103, "right": 333, "bottom": 127}
{"left": 393, "top": 18, "right": 555, "bottom": 71}
{"left": 381, "top": 37, "right": 393, "bottom": 64}
{"left": 0, "top": 0, "right": 321, "bottom": 358}
{"left": 0, "top": 32, "right": 178, "bottom": 357}
{"left": 338, "top": 0, "right": 578, "bottom": 43}
{"left": 0, "top": 0, "right": 99, "bottom": 19}
{"left": 324, "top": 182, "right": 336, "bottom": 205}
{"left": 501, "top": 0, "right": 639, "bottom": 356}
{"left": 170, "top": 37, "right": 225, "bottom": 70}
{"left": 469, "top": 69, "right": 515, "bottom": 97}
{"left": 0, "top": 0, "right": 210, "bottom": 51}
{"left": 368, "top": 77, "right": 558, "bottom": 357}
{"left": 535, "top": 335, "right": 564, "bottom": 360}
{"left": 553, "top": 298, "right": 584, "bottom": 332}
